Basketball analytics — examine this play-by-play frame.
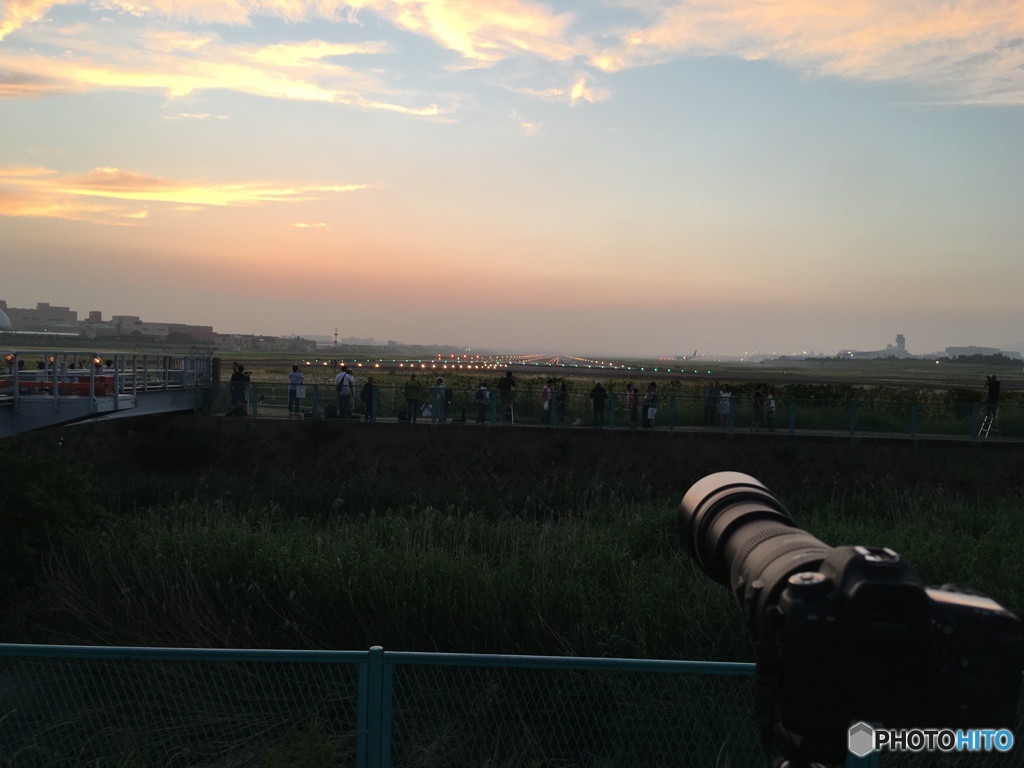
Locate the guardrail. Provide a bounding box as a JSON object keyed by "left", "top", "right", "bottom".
{"left": 238, "top": 381, "right": 1018, "bottom": 441}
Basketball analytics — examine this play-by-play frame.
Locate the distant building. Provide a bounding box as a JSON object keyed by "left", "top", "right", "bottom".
{"left": 946, "top": 345, "right": 1021, "bottom": 360}
{"left": 0, "top": 301, "right": 78, "bottom": 332}
{"left": 3, "top": 297, "right": 322, "bottom": 353}
{"left": 839, "top": 334, "right": 912, "bottom": 360}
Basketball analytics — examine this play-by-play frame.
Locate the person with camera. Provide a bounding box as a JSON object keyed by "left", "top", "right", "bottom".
{"left": 227, "top": 362, "right": 249, "bottom": 416}
{"left": 985, "top": 374, "right": 1001, "bottom": 417}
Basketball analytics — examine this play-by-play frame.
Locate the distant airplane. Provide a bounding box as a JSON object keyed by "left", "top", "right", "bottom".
{"left": 693, "top": 350, "right": 698, "bottom": 357}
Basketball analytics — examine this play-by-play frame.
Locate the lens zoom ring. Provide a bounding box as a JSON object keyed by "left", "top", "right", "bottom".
{"left": 728, "top": 522, "right": 801, "bottom": 591}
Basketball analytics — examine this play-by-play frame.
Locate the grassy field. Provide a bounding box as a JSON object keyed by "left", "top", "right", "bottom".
{"left": 3, "top": 434, "right": 1023, "bottom": 661}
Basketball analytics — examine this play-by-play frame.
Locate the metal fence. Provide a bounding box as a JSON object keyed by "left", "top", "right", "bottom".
{"left": 2, "top": 645, "right": 1020, "bottom": 767}
{"left": 0, "top": 645, "right": 761, "bottom": 768}
{"left": 239, "top": 382, "right": 1019, "bottom": 441}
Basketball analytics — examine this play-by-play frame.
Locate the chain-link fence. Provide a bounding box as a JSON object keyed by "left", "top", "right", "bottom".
{"left": 5, "top": 645, "right": 1018, "bottom": 768}
{"left": 0, "top": 645, "right": 766, "bottom": 768}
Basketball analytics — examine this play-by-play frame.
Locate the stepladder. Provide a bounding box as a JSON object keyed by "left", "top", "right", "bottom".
{"left": 978, "top": 408, "right": 1000, "bottom": 438}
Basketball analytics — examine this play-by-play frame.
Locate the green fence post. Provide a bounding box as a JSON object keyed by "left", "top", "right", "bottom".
{"left": 312, "top": 384, "right": 319, "bottom": 419}
{"left": 609, "top": 392, "right": 616, "bottom": 429}
{"left": 970, "top": 403, "right": 979, "bottom": 440}
{"left": 372, "top": 385, "right": 378, "bottom": 422}
{"left": 910, "top": 402, "right": 918, "bottom": 439}
{"left": 359, "top": 645, "right": 385, "bottom": 768}
{"left": 849, "top": 400, "right": 856, "bottom": 436}
{"left": 788, "top": 399, "right": 796, "bottom": 435}
{"left": 250, "top": 382, "right": 259, "bottom": 417}
{"left": 381, "top": 655, "right": 394, "bottom": 768}
{"left": 669, "top": 395, "right": 676, "bottom": 430}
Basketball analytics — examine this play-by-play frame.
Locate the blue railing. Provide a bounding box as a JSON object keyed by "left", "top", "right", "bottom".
{"left": 0, "top": 644, "right": 898, "bottom": 767}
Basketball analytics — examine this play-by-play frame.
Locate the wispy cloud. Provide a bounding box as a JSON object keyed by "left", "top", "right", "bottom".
{"left": 0, "top": 0, "right": 55, "bottom": 41}
{"left": 0, "top": 21, "right": 447, "bottom": 114}
{"left": 2, "top": 0, "right": 1022, "bottom": 112}
{"left": 163, "top": 112, "right": 230, "bottom": 120}
{"left": 364, "top": 0, "right": 580, "bottom": 63}
{"left": 590, "top": 0, "right": 1024, "bottom": 103}
{"left": 0, "top": 165, "right": 366, "bottom": 224}
{"left": 569, "top": 75, "right": 608, "bottom": 104}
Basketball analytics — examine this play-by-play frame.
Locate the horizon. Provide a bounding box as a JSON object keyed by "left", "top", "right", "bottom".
{"left": 2, "top": 2, "right": 1023, "bottom": 358}
{"left": 3, "top": 294, "right": 1021, "bottom": 360}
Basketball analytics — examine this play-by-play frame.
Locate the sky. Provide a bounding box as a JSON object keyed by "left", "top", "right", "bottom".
{"left": 1, "top": 0, "right": 1023, "bottom": 357}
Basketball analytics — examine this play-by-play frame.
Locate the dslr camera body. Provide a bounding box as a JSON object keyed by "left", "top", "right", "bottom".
{"left": 680, "top": 472, "right": 1023, "bottom": 766}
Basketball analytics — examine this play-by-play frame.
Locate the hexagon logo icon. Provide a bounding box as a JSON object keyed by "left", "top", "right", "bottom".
{"left": 848, "top": 721, "right": 876, "bottom": 758}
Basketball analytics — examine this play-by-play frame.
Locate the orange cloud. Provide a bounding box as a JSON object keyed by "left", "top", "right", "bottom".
{"left": 0, "top": 25, "right": 447, "bottom": 114}
{"left": 370, "top": 0, "right": 578, "bottom": 63}
{"left": 0, "top": 165, "right": 367, "bottom": 224}
{"left": 0, "top": 0, "right": 56, "bottom": 41}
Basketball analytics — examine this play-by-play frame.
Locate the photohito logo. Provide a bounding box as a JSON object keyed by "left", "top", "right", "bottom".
{"left": 848, "top": 722, "right": 1015, "bottom": 757}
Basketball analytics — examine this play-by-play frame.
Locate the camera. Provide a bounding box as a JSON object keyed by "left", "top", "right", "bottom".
{"left": 679, "top": 472, "right": 1023, "bottom": 766}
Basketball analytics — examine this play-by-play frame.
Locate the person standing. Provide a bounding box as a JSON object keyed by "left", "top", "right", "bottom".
{"left": 642, "top": 382, "right": 658, "bottom": 429}
{"left": 540, "top": 379, "right": 554, "bottom": 425}
{"left": 985, "top": 375, "right": 1001, "bottom": 418}
{"left": 556, "top": 382, "right": 568, "bottom": 424}
{"left": 589, "top": 380, "right": 607, "bottom": 428}
{"left": 404, "top": 372, "right": 424, "bottom": 423}
{"left": 704, "top": 381, "right": 720, "bottom": 426}
{"left": 360, "top": 377, "right": 375, "bottom": 421}
{"left": 287, "top": 364, "right": 304, "bottom": 419}
{"left": 751, "top": 384, "right": 765, "bottom": 431}
{"left": 765, "top": 387, "right": 777, "bottom": 432}
{"left": 718, "top": 383, "right": 732, "bottom": 429}
{"left": 434, "top": 376, "right": 448, "bottom": 424}
{"left": 228, "top": 362, "right": 249, "bottom": 416}
{"left": 498, "top": 370, "right": 516, "bottom": 423}
{"left": 474, "top": 382, "right": 490, "bottom": 423}
{"left": 334, "top": 365, "right": 354, "bottom": 419}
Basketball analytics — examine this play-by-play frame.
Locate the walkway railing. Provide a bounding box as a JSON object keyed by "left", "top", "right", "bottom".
{"left": 240, "top": 382, "right": 1018, "bottom": 441}
{"left": 0, "top": 351, "right": 215, "bottom": 435}
{"left": 1, "top": 644, "right": 905, "bottom": 768}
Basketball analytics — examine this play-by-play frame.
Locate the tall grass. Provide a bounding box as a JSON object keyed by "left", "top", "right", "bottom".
{"left": 15, "top": 479, "right": 1024, "bottom": 661}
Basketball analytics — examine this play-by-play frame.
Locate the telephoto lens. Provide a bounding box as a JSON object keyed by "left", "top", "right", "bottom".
{"left": 679, "top": 471, "right": 1023, "bottom": 767}
{"left": 679, "top": 471, "right": 832, "bottom": 633}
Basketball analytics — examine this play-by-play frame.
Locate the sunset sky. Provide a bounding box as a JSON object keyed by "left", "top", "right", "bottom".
{"left": 2, "top": 0, "right": 1023, "bottom": 356}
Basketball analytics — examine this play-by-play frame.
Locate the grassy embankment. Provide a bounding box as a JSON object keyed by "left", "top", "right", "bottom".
{"left": 3, "top": 429, "right": 1023, "bottom": 660}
